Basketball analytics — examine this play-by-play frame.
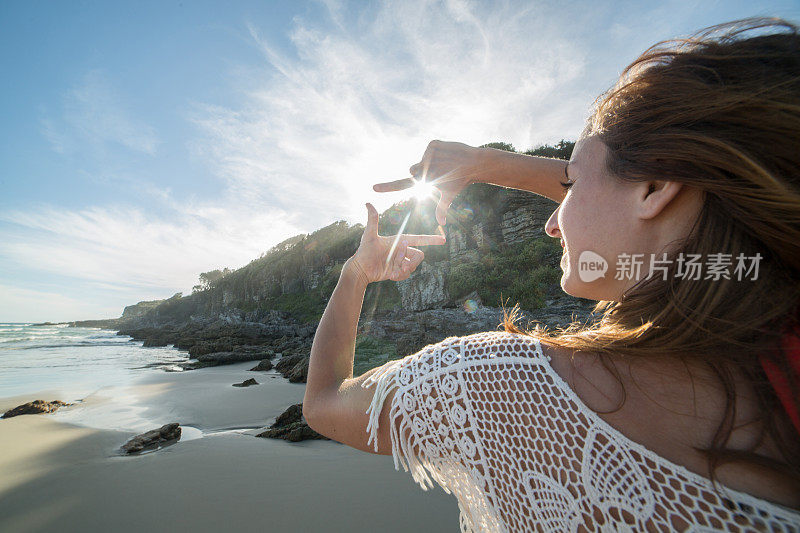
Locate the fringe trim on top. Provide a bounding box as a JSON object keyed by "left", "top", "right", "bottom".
{"left": 361, "top": 358, "right": 449, "bottom": 494}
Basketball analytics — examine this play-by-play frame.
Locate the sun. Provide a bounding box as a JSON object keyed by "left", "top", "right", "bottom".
{"left": 409, "top": 178, "right": 437, "bottom": 201}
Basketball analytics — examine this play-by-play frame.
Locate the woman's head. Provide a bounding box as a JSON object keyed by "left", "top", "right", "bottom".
{"left": 544, "top": 134, "right": 705, "bottom": 301}
{"left": 509, "top": 16, "right": 800, "bottom": 485}
{"left": 546, "top": 16, "right": 800, "bottom": 303}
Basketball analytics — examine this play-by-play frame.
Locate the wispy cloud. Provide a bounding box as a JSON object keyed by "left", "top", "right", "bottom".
{"left": 0, "top": 203, "right": 297, "bottom": 294}
{"left": 41, "top": 69, "right": 159, "bottom": 156}
{"left": 192, "top": 0, "right": 590, "bottom": 224}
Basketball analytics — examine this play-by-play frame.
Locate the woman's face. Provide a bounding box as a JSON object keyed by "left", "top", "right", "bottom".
{"left": 545, "top": 136, "right": 647, "bottom": 301}
{"left": 545, "top": 135, "right": 705, "bottom": 301}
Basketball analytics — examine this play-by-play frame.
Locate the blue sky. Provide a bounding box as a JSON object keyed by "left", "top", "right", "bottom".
{"left": 1, "top": 0, "right": 798, "bottom": 322}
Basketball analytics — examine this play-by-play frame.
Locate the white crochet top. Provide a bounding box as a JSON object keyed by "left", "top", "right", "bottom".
{"left": 361, "top": 331, "right": 800, "bottom": 532}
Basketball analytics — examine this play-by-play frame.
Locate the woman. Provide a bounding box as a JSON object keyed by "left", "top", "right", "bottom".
{"left": 303, "top": 17, "right": 800, "bottom": 531}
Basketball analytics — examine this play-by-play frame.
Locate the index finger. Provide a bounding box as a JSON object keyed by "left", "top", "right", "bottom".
{"left": 373, "top": 178, "right": 414, "bottom": 193}
{"left": 401, "top": 232, "right": 447, "bottom": 247}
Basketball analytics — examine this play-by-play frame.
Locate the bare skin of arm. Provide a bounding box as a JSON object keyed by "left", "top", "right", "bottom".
{"left": 302, "top": 203, "right": 446, "bottom": 453}
{"left": 374, "top": 140, "right": 568, "bottom": 225}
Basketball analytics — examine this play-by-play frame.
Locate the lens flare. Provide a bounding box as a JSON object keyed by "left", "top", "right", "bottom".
{"left": 385, "top": 210, "right": 411, "bottom": 270}
{"left": 410, "top": 178, "right": 437, "bottom": 201}
{"left": 463, "top": 299, "right": 479, "bottom": 313}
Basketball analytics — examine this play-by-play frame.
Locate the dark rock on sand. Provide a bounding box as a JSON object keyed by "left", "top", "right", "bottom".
{"left": 175, "top": 360, "right": 219, "bottom": 371}
{"left": 274, "top": 403, "right": 303, "bottom": 426}
{"left": 2, "top": 400, "right": 71, "bottom": 419}
{"left": 232, "top": 378, "right": 259, "bottom": 387}
{"left": 249, "top": 359, "right": 274, "bottom": 371}
{"left": 121, "top": 423, "right": 181, "bottom": 453}
{"left": 256, "top": 403, "right": 329, "bottom": 442}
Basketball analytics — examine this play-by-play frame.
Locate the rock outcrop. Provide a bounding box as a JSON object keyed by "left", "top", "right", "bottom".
{"left": 273, "top": 353, "right": 310, "bottom": 383}
{"left": 396, "top": 261, "right": 450, "bottom": 311}
{"left": 256, "top": 403, "right": 329, "bottom": 442}
{"left": 117, "top": 317, "right": 313, "bottom": 371}
{"left": 249, "top": 359, "right": 274, "bottom": 371}
{"left": 232, "top": 378, "right": 259, "bottom": 387}
{"left": 195, "top": 348, "right": 273, "bottom": 365}
{"left": 500, "top": 190, "right": 554, "bottom": 245}
{"left": 359, "top": 296, "right": 597, "bottom": 358}
{"left": 2, "top": 400, "right": 71, "bottom": 419}
{"left": 120, "top": 423, "right": 181, "bottom": 453}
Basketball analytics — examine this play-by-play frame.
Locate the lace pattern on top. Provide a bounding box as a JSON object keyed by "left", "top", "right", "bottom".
{"left": 361, "top": 331, "right": 800, "bottom": 533}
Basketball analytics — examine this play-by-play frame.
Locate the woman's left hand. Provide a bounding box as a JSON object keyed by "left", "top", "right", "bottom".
{"left": 346, "top": 203, "right": 446, "bottom": 285}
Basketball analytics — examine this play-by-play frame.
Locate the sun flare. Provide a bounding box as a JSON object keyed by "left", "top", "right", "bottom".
{"left": 410, "top": 179, "right": 437, "bottom": 201}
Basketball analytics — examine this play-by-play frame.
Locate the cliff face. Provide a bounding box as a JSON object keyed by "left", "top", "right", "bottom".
{"left": 397, "top": 261, "right": 450, "bottom": 311}
{"left": 122, "top": 299, "right": 164, "bottom": 320}
{"left": 394, "top": 190, "right": 559, "bottom": 311}
{"left": 446, "top": 189, "right": 555, "bottom": 261}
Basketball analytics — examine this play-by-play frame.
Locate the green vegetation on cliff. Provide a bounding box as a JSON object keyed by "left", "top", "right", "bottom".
{"left": 353, "top": 335, "right": 398, "bottom": 377}
{"left": 446, "top": 237, "right": 562, "bottom": 310}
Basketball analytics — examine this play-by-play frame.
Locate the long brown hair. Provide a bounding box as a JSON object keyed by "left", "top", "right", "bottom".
{"left": 505, "top": 17, "right": 800, "bottom": 489}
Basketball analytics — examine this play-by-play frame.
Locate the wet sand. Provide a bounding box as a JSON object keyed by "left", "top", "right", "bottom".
{"left": 0, "top": 362, "right": 459, "bottom": 532}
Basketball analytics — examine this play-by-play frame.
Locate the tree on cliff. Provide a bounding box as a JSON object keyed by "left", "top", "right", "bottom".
{"left": 193, "top": 268, "right": 232, "bottom": 292}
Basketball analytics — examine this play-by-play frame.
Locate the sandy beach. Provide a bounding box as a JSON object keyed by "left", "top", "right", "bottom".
{"left": 0, "top": 362, "right": 459, "bottom": 532}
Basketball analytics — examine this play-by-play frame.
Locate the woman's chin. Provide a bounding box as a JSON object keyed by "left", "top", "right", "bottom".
{"left": 560, "top": 272, "right": 598, "bottom": 301}
{"left": 560, "top": 278, "right": 580, "bottom": 298}
{"left": 559, "top": 270, "right": 577, "bottom": 296}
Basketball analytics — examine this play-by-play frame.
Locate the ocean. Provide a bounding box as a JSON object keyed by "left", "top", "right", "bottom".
{"left": 0, "top": 322, "right": 190, "bottom": 401}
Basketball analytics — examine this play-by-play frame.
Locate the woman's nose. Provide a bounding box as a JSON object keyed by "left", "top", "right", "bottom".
{"left": 545, "top": 206, "right": 561, "bottom": 239}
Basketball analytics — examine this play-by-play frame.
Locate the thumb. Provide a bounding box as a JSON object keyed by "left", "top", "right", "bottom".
{"left": 365, "top": 203, "right": 379, "bottom": 234}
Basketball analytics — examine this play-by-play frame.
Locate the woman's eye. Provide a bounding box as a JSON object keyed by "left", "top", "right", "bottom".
{"left": 559, "top": 180, "right": 573, "bottom": 191}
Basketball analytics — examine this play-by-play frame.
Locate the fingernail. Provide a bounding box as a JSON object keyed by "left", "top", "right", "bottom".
{"left": 393, "top": 270, "right": 399, "bottom": 278}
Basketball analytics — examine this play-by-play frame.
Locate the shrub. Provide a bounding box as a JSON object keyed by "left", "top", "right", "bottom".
{"left": 445, "top": 236, "right": 562, "bottom": 311}
{"left": 353, "top": 335, "right": 398, "bottom": 376}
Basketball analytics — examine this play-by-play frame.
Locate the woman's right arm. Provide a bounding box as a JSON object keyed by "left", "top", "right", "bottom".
{"left": 479, "top": 144, "right": 568, "bottom": 204}
{"left": 374, "top": 140, "right": 568, "bottom": 225}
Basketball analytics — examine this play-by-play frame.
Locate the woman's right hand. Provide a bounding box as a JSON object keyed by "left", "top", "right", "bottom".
{"left": 373, "top": 140, "right": 488, "bottom": 226}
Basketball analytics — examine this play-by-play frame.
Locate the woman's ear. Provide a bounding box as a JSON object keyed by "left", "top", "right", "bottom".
{"left": 637, "top": 180, "right": 685, "bottom": 220}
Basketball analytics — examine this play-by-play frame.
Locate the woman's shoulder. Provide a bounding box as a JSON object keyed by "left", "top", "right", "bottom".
{"left": 538, "top": 337, "right": 800, "bottom": 511}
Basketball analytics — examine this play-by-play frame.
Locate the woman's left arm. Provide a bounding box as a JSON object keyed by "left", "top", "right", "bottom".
{"left": 302, "top": 203, "right": 445, "bottom": 453}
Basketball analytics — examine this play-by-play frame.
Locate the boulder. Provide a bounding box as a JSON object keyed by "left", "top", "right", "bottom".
{"left": 232, "top": 378, "right": 259, "bottom": 387}
{"left": 2, "top": 400, "right": 71, "bottom": 419}
{"left": 274, "top": 403, "right": 303, "bottom": 426}
{"left": 121, "top": 423, "right": 181, "bottom": 453}
{"left": 255, "top": 403, "right": 329, "bottom": 442}
{"left": 174, "top": 360, "right": 218, "bottom": 371}
{"left": 249, "top": 359, "right": 274, "bottom": 372}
